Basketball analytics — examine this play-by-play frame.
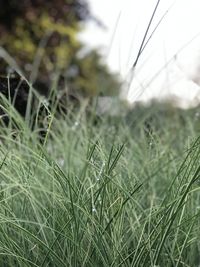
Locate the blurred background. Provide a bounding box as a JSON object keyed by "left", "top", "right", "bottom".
{"left": 0, "top": 0, "right": 121, "bottom": 113}
{"left": 82, "top": 0, "right": 200, "bottom": 108}
{"left": 1, "top": 0, "right": 200, "bottom": 113}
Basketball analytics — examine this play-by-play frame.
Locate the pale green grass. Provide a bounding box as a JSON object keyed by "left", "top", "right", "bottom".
{"left": 0, "top": 98, "right": 199, "bottom": 266}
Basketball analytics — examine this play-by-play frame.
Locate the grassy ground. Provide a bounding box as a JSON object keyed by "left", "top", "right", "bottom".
{"left": 0, "top": 99, "right": 200, "bottom": 266}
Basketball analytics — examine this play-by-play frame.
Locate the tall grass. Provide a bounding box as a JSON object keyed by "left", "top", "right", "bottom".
{"left": 1, "top": 0, "right": 200, "bottom": 265}
{"left": 0, "top": 94, "right": 199, "bottom": 266}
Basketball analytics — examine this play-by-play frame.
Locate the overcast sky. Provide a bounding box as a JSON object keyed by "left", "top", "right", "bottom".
{"left": 80, "top": 0, "right": 200, "bottom": 106}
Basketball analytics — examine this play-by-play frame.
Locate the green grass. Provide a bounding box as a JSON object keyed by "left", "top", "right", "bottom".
{"left": 0, "top": 98, "right": 199, "bottom": 267}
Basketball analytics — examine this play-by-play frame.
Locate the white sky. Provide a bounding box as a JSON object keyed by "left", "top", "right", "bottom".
{"left": 80, "top": 0, "right": 200, "bottom": 106}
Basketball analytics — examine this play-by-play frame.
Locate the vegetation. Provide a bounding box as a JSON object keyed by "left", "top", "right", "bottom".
{"left": 0, "top": 97, "right": 199, "bottom": 266}
{"left": 0, "top": 1, "right": 199, "bottom": 266}
{"left": 0, "top": 0, "right": 120, "bottom": 97}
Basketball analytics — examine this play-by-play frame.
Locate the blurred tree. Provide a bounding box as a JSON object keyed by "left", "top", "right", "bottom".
{"left": 68, "top": 49, "right": 120, "bottom": 96}
{"left": 0, "top": 0, "right": 121, "bottom": 100}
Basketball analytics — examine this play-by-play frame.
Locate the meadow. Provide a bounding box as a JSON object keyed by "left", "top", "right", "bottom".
{"left": 0, "top": 97, "right": 199, "bottom": 267}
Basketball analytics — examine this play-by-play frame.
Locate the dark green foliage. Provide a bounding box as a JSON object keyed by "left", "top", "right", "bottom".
{"left": 0, "top": 0, "right": 89, "bottom": 30}
{"left": 0, "top": 0, "right": 120, "bottom": 98}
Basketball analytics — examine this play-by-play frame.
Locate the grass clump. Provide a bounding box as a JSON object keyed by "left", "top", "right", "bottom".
{"left": 0, "top": 98, "right": 199, "bottom": 266}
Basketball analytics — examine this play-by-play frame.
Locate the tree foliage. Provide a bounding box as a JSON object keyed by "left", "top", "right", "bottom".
{"left": 0, "top": 0, "right": 120, "bottom": 98}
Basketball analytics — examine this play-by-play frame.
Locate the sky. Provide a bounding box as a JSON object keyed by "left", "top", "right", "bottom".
{"left": 80, "top": 0, "right": 200, "bottom": 107}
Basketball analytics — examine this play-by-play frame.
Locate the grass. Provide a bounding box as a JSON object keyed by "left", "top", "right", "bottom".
{"left": 1, "top": 0, "right": 200, "bottom": 265}
{"left": 0, "top": 96, "right": 199, "bottom": 266}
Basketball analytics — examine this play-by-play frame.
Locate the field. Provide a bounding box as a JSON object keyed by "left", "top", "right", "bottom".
{"left": 0, "top": 98, "right": 199, "bottom": 267}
